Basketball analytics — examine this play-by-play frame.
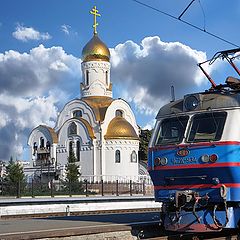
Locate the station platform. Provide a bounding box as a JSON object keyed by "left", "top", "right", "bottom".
{"left": 0, "top": 196, "right": 161, "bottom": 218}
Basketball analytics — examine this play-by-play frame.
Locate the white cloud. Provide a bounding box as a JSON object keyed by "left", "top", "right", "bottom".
{"left": 0, "top": 44, "right": 81, "bottom": 97}
{"left": 0, "top": 94, "right": 58, "bottom": 160}
{"left": 0, "top": 111, "right": 10, "bottom": 128}
{"left": 111, "top": 36, "right": 209, "bottom": 115}
{"left": 142, "top": 119, "right": 156, "bottom": 130}
{"left": 0, "top": 95, "right": 58, "bottom": 129}
{"left": 61, "top": 24, "right": 71, "bottom": 35}
{"left": 61, "top": 24, "right": 78, "bottom": 36}
{"left": 12, "top": 24, "right": 52, "bottom": 42}
{"left": 0, "top": 44, "right": 82, "bottom": 160}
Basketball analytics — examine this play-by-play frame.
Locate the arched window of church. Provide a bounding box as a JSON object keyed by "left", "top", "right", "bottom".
{"left": 131, "top": 150, "right": 137, "bottom": 163}
{"left": 115, "top": 110, "right": 123, "bottom": 117}
{"left": 86, "top": 70, "right": 89, "bottom": 85}
{"left": 33, "top": 142, "right": 37, "bottom": 155}
{"left": 68, "top": 122, "right": 77, "bottom": 136}
{"left": 33, "top": 142, "right": 37, "bottom": 150}
{"left": 115, "top": 150, "right": 121, "bottom": 163}
{"left": 40, "top": 137, "right": 44, "bottom": 148}
{"left": 106, "top": 71, "right": 108, "bottom": 85}
{"left": 73, "top": 110, "right": 82, "bottom": 118}
{"left": 46, "top": 141, "right": 50, "bottom": 151}
{"left": 69, "top": 141, "right": 73, "bottom": 150}
{"left": 69, "top": 141, "right": 73, "bottom": 159}
{"left": 76, "top": 141, "right": 80, "bottom": 162}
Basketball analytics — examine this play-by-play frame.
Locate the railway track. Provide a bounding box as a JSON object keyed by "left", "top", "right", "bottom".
{"left": 1, "top": 208, "right": 239, "bottom": 240}
{"left": 142, "top": 229, "right": 240, "bottom": 240}
{"left": 148, "top": 236, "right": 239, "bottom": 240}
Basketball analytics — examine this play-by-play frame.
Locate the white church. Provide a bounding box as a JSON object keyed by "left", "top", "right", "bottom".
{"left": 27, "top": 7, "right": 141, "bottom": 182}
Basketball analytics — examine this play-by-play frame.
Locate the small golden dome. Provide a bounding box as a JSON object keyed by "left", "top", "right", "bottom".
{"left": 104, "top": 117, "right": 138, "bottom": 140}
{"left": 82, "top": 34, "right": 110, "bottom": 62}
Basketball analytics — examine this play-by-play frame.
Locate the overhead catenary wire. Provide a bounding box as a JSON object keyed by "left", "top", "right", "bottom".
{"left": 178, "top": 0, "right": 196, "bottom": 20}
{"left": 131, "top": 0, "right": 239, "bottom": 48}
{"left": 198, "top": 0, "right": 206, "bottom": 31}
{"left": 180, "top": 0, "right": 206, "bottom": 31}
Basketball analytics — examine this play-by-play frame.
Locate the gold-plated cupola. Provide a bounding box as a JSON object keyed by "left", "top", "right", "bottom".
{"left": 82, "top": 6, "right": 110, "bottom": 62}
{"left": 104, "top": 117, "right": 139, "bottom": 140}
{"left": 82, "top": 34, "right": 110, "bottom": 62}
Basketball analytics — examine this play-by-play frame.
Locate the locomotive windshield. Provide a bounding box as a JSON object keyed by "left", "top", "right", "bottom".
{"left": 187, "top": 112, "right": 227, "bottom": 142}
{"left": 155, "top": 116, "right": 189, "bottom": 145}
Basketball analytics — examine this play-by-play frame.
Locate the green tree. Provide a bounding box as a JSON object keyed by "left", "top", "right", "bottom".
{"left": 5, "top": 159, "right": 26, "bottom": 197}
{"left": 65, "top": 147, "right": 82, "bottom": 194}
{"left": 139, "top": 129, "right": 152, "bottom": 161}
{"left": 68, "top": 146, "right": 77, "bottom": 164}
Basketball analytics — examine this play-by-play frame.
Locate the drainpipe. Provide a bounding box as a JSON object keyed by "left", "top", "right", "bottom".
{"left": 98, "top": 121, "right": 102, "bottom": 180}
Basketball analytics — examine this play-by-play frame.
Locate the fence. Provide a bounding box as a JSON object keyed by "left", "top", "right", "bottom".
{"left": 0, "top": 175, "right": 154, "bottom": 198}
{"left": 79, "top": 174, "right": 153, "bottom": 185}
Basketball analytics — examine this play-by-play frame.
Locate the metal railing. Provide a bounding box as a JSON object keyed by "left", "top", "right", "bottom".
{"left": 0, "top": 176, "right": 154, "bottom": 198}
{"left": 80, "top": 174, "right": 152, "bottom": 184}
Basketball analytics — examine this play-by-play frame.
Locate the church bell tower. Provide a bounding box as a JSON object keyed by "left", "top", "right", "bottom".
{"left": 81, "top": 6, "right": 112, "bottom": 98}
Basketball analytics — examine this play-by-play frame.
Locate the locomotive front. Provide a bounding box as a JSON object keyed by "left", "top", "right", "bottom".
{"left": 148, "top": 91, "right": 240, "bottom": 232}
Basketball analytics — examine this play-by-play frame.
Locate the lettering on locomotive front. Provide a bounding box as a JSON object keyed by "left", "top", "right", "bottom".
{"left": 171, "top": 157, "right": 197, "bottom": 165}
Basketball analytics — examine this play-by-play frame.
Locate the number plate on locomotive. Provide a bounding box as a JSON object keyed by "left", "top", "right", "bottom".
{"left": 171, "top": 157, "right": 197, "bottom": 164}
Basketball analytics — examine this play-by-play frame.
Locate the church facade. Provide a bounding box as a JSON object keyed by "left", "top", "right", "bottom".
{"left": 28, "top": 13, "right": 140, "bottom": 181}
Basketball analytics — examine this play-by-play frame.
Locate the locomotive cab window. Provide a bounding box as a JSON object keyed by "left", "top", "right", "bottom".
{"left": 187, "top": 112, "right": 227, "bottom": 143}
{"left": 155, "top": 116, "right": 189, "bottom": 145}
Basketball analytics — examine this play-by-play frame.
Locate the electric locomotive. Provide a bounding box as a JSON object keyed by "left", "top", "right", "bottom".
{"left": 148, "top": 48, "right": 240, "bottom": 232}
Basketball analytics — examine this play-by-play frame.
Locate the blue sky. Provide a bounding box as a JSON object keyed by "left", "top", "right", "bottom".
{"left": 0, "top": 0, "right": 239, "bottom": 161}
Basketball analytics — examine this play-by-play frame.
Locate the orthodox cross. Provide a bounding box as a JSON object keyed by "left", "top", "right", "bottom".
{"left": 90, "top": 6, "right": 101, "bottom": 34}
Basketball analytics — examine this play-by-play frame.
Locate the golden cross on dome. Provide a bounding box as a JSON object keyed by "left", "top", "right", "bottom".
{"left": 90, "top": 6, "right": 101, "bottom": 35}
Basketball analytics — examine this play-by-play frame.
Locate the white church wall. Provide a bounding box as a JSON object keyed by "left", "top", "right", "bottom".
{"left": 51, "top": 143, "right": 57, "bottom": 163}
{"left": 55, "top": 100, "right": 97, "bottom": 132}
{"left": 81, "top": 61, "right": 112, "bottom": 98}
{"left": 88, "top": 80, "right": 106, "bottom": 96}
{"left": 104, "top": 140, "right": 139, "bottom": 178}
{"left": 92, "top": 140, "right": 101, "bottom": 176}
{"left": 56, "top": 149, "right": 68, "bottom": 166}
{"left": 79, "top": 149, "right": 94, "bottom": 175}
{"left": 57, "top": 118, "right": 94, "bottom": 171}
{"left": 58, "top": 119, "right": 92, "bottom": 146}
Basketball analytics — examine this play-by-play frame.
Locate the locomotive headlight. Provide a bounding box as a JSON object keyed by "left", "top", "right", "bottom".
{"left": 201, "top": 154, "right": 209, "bottom": 163}
{"left": 154, "top": 157, "right": 168, "bottom": 166}
{"left": 184, "top": 95, "right": 199, "bottom": 111}
{"left": 154, "top": 157, "right": 161, "bottom": 166}
{"left": 160, "top": 157, "right": 168, "bottom": 165}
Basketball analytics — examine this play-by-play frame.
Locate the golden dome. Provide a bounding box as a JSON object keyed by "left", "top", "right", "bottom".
{"left": 82, "top": 34, "right": 110, "bottom": 62}
{"left": 104, "top": 117, "right": 139, "bottom": 140}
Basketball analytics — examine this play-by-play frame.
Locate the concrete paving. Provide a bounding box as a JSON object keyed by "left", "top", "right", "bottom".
{"left": 0, "top": 211, "right": 161, "bottom": 239}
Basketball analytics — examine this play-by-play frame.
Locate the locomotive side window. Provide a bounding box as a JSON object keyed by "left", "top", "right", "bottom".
{"left": 155, "top": 116, "right": 189, "bottom": 145}
{"left": 187, "top": 112, "right": 227, "bottom": 142}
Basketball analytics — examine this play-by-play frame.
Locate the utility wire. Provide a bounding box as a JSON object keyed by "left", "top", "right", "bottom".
{"left": 198, "top": 0, "right": 206, "bottom": 31}
{"left": 178, "top": 0, "right": 196, "bottom": 20}
{"left": 131, "top": 0, "right": 239, "bottom": 48}
{"left": 179, "top": 0, "right": 206, "bottom": 31}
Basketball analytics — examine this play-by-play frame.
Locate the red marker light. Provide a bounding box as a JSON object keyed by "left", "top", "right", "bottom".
{"left": 209, "top": 154, "right": 218, "bottom": 163}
